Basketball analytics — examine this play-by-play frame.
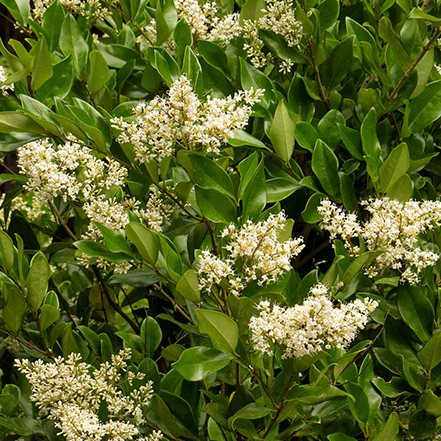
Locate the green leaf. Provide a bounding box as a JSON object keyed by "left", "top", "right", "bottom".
{"left": 3, "top": 286, "right": 27, "bottom": 334}
{"left": 188, "top": 154, "right": 235, "bottom": 198}
{"left": 241, "top": 158, "right": 266, "bottom": 220}
{"left": 409, "top": 410, "right": 437, "bottom": 440}
{"left": 88, "top": 50, "right": 111, "bottom": 94}
{"left": 41, "top": 0, "right": 66, "bottom": 51}
{"left": 156, "top": 0, "right": 178, "bottom": 45}
{"left": 302, "top": 192, "right": 326, "bottom": 224}
{"left": 229, "top": 130, "right": 266, "bottom": 149}
{"left": 228, "top": 403, "right": 271, "bottom": 429}
{"left": 418, "top": 391, "right": 441, "bottom": 418}
{"left": 1, "top": 0, "right": 29, "bottom": 27}
{"left": 160, "top": 391, "right": 198, "bottom": 436}
{"left": 317, "top": 0, "right": 339, "bottom": 29}
{"left": 372, "top": 377, "right": 413, "bottom": 398}
{"left": 125, "top": 222, "right": 158, "bottom": 264}
{"left": 294, "top": 121, "right": 319, "bottom": 152}
{"left": 339, "top": 125, "right": 363, "bottom": 160}
{"left": 35, "top": 56, "right": 74, "bottom": 107}
{"left": 141, "top": 316, "right": 163, "bottom": 358}
{"left": 239, "top": 0, "right": 265, "bottom": 24}
{"left": 173, "top": 346, "right": 230, "bottom": 381}
{"left": 59, "top": 14, "right": 88, "bottom": 72}
{"left": 345, "top": 382, "right": 369, "bottom": 429}
{"left": 0, "top": 230, "right": 15, "bottom": 272}
{"left": 39, "top": 304, "right": 60, "bottom": 332}
{"left": 321, "top": 38, "right": 353, "bottom": 90}
{"left": 176, "top": 269, "right": 200, "bottom": 302}
{"left": 379, "top": 142, "right": 410, "bottom": 193}
{"left": 174, "top": 19, "right": 193, "bottom": 63}
{"left": 371, "top": 412, "right": 399, "bottom": 441}
{"left": 29, "top": 37, "right": 53, "bottom": 92}
{"left": 342, "top": 250, "right": 384, "bottom": 285}
{"left": 75, "top": 240, "right": 132, "bottom": 263}
{"left": 239, "top": 58, "right": 275, "bottom": 109}
{"left": 361, "top": 107, "right": 382, "bottom": 183}
{"left": 311, "top": 140, "right": 339, "bottom": 197}
{"left": 397, "top": 285, "right": 434, "bottom": 342}
{"left": 418, "top": 332, "right": 441, "bottom": 371}
{"left": 26, "top": 251, "right": 51, "bottom": 312}
{"left": 386, "top": 173, "right": 413, "bottom": 201}
{"left": 266, "top": 177, "right": 301, "bottom": 203}
{"left": 317, "top": 110, "right": 345, "bottom": 151}
{"left": 406, "top": 80, "right": 441, "bottom": 134}
{"left": 196, "top": 309, "right": 239, "bottom": 356}
{"left": 270, "top": 100, "right": 297, "bottom": 163}
{"left": 199, "top": 40, "right": 230, "bottom": 76}
{"left": 327, "top": 434, "right": 357, "bottom": 441}
{"left": 0, "top": 384, "right": 21, "bottom": 415}
{"left": 195, "top": 186, "right": 237, "bottom": 224}
{"left": 379, "top": 17, "right": 412, "bottom": 72}
{"left": 181, "top": 46, "right": 201, "bottom": 85}
{"left": 92, "top": 221, "right": 133, "bottom": 256}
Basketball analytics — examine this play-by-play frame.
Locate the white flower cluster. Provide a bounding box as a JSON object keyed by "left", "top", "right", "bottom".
{"left": 242, "top": 0, "right": 304, "bottom": 69}
{"left": 112, "top": 75, "right": 263, "bottom": 161}
{"left": 31, "top": 0, "right": 111, "bottom": 22}
{"left": 17, "top": 136, "right": 127, "bottom": 203}
{"left": 0, "top": 66, "right": 14, "bottom": 96}
{"left": 249, "top": 284, "right": 378, "bottom": 358}
{"left": 140, "top": 0, "right": 241, "bottom": 51}
{"left": 318, "top": 198, "right": 441, "bottom": 285}
{"left": 198, "top": 212, "right": 305, "bottom": 296}
{"left": 15, "top": 349, "right": 162, "bottom": 441}
{"left": 174, "top": 0, "right": 241, "bottom": 43}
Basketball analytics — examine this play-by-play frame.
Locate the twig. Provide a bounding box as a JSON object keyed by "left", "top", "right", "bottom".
{"left": 152, "top": 283, "right": 193, "bottom": 323}
{"left": 92, "top": 265, "right": 140, "bottom": 334}
{"left": 384, "top": 27, "right": 441, "bottom": 110}
{"left": 307, "top": 39, "right": 330, "bottom": 110}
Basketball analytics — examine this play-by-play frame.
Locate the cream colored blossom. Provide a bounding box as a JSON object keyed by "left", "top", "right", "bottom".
{"left": 198, "top": 212, "right": 305, "bottom": 296}
{"left": 249, "top": 284, "right": 378, "bottom": 358}
{"left": 15, "top": 349, "right": 161, "bottom": 441}
{"left": 0, "top": 66, "right": 14, "bottom": 96}
{"left": 318, "top": 198, "right": 441, "bottom": 284}
{"left": 111, "top": 75, "right": 263, "bottom": 162}
{"left": 242, "top": 0, "right": 303, "bottom": 68}
{"left": 31, "top": 0, "right": 111, "bottom": 22}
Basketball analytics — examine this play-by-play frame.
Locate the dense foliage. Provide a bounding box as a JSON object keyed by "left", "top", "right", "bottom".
{"left": 1, "top": 0, "right": 441, "bottom": 438}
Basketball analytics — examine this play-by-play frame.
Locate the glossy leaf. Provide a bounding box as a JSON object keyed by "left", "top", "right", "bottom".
{"left": 125, "top": 222, "right": 158, "bottom": 264}
{"left": 379, "top": 142, "right": 410, "bottom": 193}
{"left": 418, "top": 332, "right": 441, "bottom": 371}
{"left": 26, "top": 251, "right": 51, "bottom": 312}
{"left": 397, "top": 284, "right": 434, "bottom": 342}
{"left": 311, "top": 140, "right": 339, "bottom": 197}
{"left": 270, "top": 100, "right": 296, "bottom": 163}
{"left": 196, "top": 309, "right": 239, "bottom": 356}
{"left": 361, "top": 107, "right": 382, "bottom": 183}
{"left": 195, "top": 186, "right": 237, "bottom": 224}
{"left": 176, "top": 269, "right": 200, "bottom": 302}
{"left": 88, "top": 50, "right": 111, "bottom": 94}
{"left": 59, "top": 14, "right": 88, "bottom": 72}
{"left": 173, "top": 347, "right": 230, "bottom": 381}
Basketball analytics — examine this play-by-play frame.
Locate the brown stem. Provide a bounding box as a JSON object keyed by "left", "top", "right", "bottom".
{"left": 263, "top": 372, "right": 296, "bottom": 439}
{"left": 307, "top": 39, "right": 330, "bottom": 110}
{"left": 92, "top": 266, "right": 141, "bottom": 334}
{"left": 0, "top": 327, "right": 52, "bottom": 357}
{"left": 384, "top": 27, "right": 441, "bottom": 110}
{"left": 48, "top": 199, "right": 77, "bottom": 242}
{"left": 292, "top": 240, "right": 330, "bottom": 270}
{"left": 334, "top": 312, "right": 387, "bottom": 385}
{"left": 49, "top": 280, "right": 78, "bottom": 327}
{"left": 152, "top": 283, "right": 193, "bottom": 323}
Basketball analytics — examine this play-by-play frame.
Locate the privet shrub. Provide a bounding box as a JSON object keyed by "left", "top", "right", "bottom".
{"left": 0, "top": 0, "right": 441, "bottom": 438}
